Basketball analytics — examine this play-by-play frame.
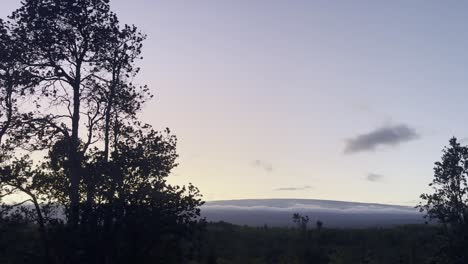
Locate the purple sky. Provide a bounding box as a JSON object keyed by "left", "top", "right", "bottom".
{"left": 3, "top": 1, "right": 468, "bottom": 204}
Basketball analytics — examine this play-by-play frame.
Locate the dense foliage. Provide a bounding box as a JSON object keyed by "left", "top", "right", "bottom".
{"left": 0, "top": 0, "right": 203, "bottom": 263}
{"left": 419, "top": 137, "right": 468, "bottom": 263}
{"left": 0, "top": 220, "right": 445, "bottom": 264}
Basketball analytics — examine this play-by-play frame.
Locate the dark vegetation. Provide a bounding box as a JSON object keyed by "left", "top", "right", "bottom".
{"left": 202, "top": 222, "right": 442, "bottom": 264}
{"left": 0, "top": 219, "right": 450, "bottom": 264}
{"left": 1, "top": 0, "right": 468, "bottom": 263}
{"left": 0, "top": 0, "right": 202, "bottom": 263}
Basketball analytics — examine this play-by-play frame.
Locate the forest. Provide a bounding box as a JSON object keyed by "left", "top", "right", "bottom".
{"left": 1, "top": 0, "right": 468, "bottom": 263}
{"left": 0, "top": 219, "right": 448, "bottom": 264}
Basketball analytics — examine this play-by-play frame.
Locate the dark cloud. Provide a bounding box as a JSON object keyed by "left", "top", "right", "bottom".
{"left": 252, "top": 160, "right": 273, "bottom": 173}
{"left": 274, "top": 185, "right": 313, "bottom": 191}
{"left": 366, "top": 173, "right": 384, "bottom": 182}
{"left": 344, "top": 124, "right": 419, "bottom": 154}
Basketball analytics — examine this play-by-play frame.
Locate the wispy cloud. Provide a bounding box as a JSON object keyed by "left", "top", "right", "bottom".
{"left": 366, "top": 173, "right": 384, "bottom": 182}
{"left": 252, "top": 160, "right": 273, "bottom": 173}
{"left": 274, "top": 185, "right": 313, "bottom": 191}
{"left": 344, "top": 124, "right": 419, "bottom": 154}
{"left": 202, "top": 200, "right": 421, "bottom": 215}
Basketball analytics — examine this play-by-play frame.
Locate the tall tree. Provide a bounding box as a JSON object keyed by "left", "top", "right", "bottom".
{"left": 0, "top": 17, "right": 35, "bottom": 215}
{"left": 419, "top": 137, "right": 468, "bottom": 263}
{"left": 419, "top": 137, "right": 468, "bottom": 226}
{"left": 0, "top": 17, "right": 53, "bottom": 261}
{"left": 0, "top": 18, "right": 36, "bottom": 155}
{"left": 9, "top": 0, "right": 149, "bottom": 228}
{"left": 1, "top": 0, "right": 204, "bottom": 262}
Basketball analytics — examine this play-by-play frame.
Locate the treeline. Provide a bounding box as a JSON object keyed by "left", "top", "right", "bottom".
{"left": 202, "top": 222, "right": 444, "bottom": 264}
{"left": 0, "top": 219, "right": 445, "bottom": 264}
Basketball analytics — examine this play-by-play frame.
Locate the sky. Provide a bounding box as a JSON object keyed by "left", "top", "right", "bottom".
{"left": 3, "top": 0, "right": 468, "bottom": 205}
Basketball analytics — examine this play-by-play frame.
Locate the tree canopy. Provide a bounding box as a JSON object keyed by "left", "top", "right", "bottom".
{"left": 419, "top": 137, "right": 468, "bottom": 263}
{"left": 0, "top": 0, "right": 204, "bottom": 263}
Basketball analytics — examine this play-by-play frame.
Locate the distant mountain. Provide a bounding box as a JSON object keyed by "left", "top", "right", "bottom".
{"left": 200, "top": 199, "right": 425, "bottom": 228}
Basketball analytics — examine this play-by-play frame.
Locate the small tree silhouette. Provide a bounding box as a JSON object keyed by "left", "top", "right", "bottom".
{"left": 316, "top": 220, "right": 323, "bottom": 230}
{"left": 292, "top": 213, "right": 309, "bottom": 231}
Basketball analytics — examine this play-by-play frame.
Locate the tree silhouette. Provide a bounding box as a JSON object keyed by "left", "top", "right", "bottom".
{"left": 9, "top": 0, "right": 150, "bottom": 229}
{"left": 0, "top": 1, "right": 204, "bottom": 263}
{"left": 316, "top": 220, "right": 323, "bottom": 230}
{"left": 0, "top": 14, "right": 42, "bottom": 241}
{"left": 419, "top": 137, "right": 468, "bottom": 263}
{"left": 292, "top": 213, "right": 309, "bottom": 231}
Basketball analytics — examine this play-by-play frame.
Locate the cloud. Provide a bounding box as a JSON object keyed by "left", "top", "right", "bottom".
{"left": 274, "top": 185, "right": 313, "bottom": 191}
{"left": 344, "top": 124, "right": 419, "bottom": 154}
{"left": 202, "top": 201, "right": 421, "bottom": 215}
{"left": 252, "top": 160, "right": 273, "bottom": 172}
{"left": 366, "top": 173, "right": 384, "bottom": 182}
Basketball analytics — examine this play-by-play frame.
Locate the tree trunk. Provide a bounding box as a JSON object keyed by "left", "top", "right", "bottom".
{"left": 69, "top": 68, "right": 82, "bottom": 229}
{"left": 31, "top": 195, "right": 53, "bottom": 263}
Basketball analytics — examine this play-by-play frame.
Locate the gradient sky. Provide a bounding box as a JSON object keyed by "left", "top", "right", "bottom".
{"left": 3, "top": 1, "right": 468, "bottom": 205}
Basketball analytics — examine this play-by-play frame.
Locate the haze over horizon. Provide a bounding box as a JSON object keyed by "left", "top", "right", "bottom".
{"left": 3, "top": 0, "right": 468, "bottom": 205}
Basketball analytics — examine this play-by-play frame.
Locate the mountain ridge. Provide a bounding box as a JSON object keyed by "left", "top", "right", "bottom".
{"left": 201, "top": 198, "right": 425, "bottom": 228}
